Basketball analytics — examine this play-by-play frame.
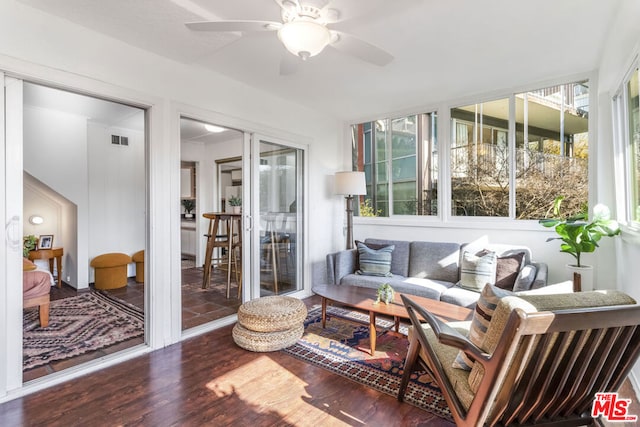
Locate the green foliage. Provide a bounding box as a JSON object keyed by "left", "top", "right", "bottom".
{"left": 228, "top": 195, "right": 242, "bottom": 206}
{"left": 539, "top": 196, "right": 620, "bottom": 267}
{"left": 375, "top": 283, "right": 395, "bottom": 305}
{"left": 359, "top": 199, "right": 381, "bottom": 217}
{"left": 23, "top": 235, "right": 38, "bottom": 257}
{"left": 181, "top": 199, "right": 195, "bottom": 213}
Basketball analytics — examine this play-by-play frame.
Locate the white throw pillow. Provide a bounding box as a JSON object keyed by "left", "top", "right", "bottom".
{"left": 458, "top": 250, "right": 497, "bottom": 291}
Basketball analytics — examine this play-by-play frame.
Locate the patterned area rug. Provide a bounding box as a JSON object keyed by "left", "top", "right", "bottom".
{"left": 283, "top": 306, "right": 452, "bottom": 421}
{"left": 23, "top": 292, "right": 144, "bottom": 371}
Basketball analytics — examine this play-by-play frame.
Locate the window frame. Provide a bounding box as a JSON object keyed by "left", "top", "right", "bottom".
{"left": 351, "top": 73, "right": 594, "bottom": 228}
{"left": 612, "top": 59, "right": 640, "bottom": 233}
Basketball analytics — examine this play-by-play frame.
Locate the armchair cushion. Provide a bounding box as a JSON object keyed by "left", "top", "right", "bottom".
{"left": 468, "top": 289, "right": 637, "bottom": 392}
{"left": 409, "top": 321, "right": 476, "bottom": 410}
{"left": 453, "top": 284, "right": 512, "bottom": 370}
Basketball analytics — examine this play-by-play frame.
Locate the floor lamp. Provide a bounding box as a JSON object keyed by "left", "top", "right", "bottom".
{"left": 335, "top": 171, "right": 366, "bottom": 250}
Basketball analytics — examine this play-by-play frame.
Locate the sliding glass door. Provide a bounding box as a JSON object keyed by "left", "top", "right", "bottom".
{"left": 250, "top": 136, "right": 304, "bottom": 298}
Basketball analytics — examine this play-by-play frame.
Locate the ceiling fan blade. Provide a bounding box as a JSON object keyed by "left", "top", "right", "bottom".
{"left": 330, "top": 32, "right": 393, "bottom": 66}
{"left": 185, "top": 20, "right": 280, "bottom": 32}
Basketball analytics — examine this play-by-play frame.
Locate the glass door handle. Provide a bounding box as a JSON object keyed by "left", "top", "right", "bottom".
{"left": 244, "top": 214, "right": 253, "bottom": 231}
{"left": 5, "top": 215, "right": 21, "bottom": 250}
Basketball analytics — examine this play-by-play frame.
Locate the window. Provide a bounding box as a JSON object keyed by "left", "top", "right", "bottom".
{"left": 351, "top": 79, "right": 588, "bottom": 220}
{"left": 451, "top": 81, "right": 588, "bottom": 218}
{"left": 451, "top": 98, "right": 510, "bottom": 217}
{"left": 515, "top": 83, "right": 589, "bottom": 219}
{"left": 613, "top": 66, "right": 640, "bottom": 225}
{"left": 352, "top": 113, "right": 438, "bottom": 216}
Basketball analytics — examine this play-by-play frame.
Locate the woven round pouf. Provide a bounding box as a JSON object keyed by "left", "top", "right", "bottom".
{"left": 233, "top": 296, "right": 307, "bottom": 352}
{"left": 232, "top": 322, "right": 304, "bottom": 352}
{"left": 237, "top": 296, "right": 307, "bottom": 333}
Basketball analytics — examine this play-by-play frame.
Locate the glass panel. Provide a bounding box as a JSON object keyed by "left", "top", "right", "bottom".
{"left": 451, "top": 98, "right": 510, "bottom": 216}
{"left": 182, "top": 119, "right": 243, "bottom": 331}
{"left": 515, "top": 82, "right": 589, "bottom": 219}
{"left": 259, "top": 140, "right": 303, "bottom": 296}
{"left": 628, "top": 69, "right": 640, "bottom": 222}
{"left": 351, "top": 112, "right": 437, "bottom": 217}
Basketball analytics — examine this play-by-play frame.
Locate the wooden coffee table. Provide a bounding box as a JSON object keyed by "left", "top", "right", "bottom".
{"left": 312, "top": 284, "right": 473, "bottom": 355}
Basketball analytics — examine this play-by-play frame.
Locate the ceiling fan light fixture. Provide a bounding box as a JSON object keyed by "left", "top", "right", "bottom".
{"left": 204, "top": 124, "right": 226, "bottom": 133}
{"left": 277, "top": 20, "right": 331, "bottom": 60}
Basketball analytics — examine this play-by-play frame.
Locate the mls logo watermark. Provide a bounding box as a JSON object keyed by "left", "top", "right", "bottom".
{"left": 592, "top": 392, "right": 638, "bottom": 422}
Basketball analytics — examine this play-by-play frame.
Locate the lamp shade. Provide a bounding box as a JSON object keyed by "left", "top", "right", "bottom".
{"left": 277, "top": 20, "right": 331, "bottom": 60}
{"left": 335, "top": 171, "right": 366, "bottom": 196}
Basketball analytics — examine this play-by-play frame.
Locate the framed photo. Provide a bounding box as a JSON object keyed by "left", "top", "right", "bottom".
{"left": 38, "top": 235, "right": 54, "bottom": 250}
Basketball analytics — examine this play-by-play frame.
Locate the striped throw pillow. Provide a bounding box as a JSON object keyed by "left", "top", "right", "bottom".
{"left": 356, "top": 242, "right": 394, "bottom": 277}
{"left": 459, "top": 250, "right": 497, "bottom": 291}
{"left": 453, "top": 284, "right": 513, "bottom": 370}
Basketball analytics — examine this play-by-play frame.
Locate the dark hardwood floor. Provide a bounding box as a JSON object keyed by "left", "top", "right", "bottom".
{"left": 16, "top": 273, "right": 640, "bottom": 426}
{"left": 23, "top": 264, "right": 243, "bottom": 382}
{"left": 7, "top": 295, "right": 451, "bottom": 427}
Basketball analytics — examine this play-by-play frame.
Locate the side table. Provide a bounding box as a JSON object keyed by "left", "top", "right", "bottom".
{"left": 28, "top": 247, "right": 63, "bottom": 288}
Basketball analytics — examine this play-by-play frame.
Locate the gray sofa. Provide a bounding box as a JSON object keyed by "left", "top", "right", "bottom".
{"left": 325, "top": 238, "right": 548, "bottom": 308}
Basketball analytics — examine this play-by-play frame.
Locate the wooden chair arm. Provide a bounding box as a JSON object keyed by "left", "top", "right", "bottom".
{"left": 401, "top": 294, "right": 487, "bottom": 361}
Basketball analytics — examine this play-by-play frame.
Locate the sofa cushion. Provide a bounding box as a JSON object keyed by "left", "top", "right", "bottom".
{"left": 408, "top": 241, "right": 461, "bottom": 283}
{"left": 354, "top": 240, "right": 389, "bottom": 271}
{"left": 440, "top": 286, "right": 481, "bottom": 308}
{"left": 512, "top": 264, "right": 538, "bottom": 292}
{"left": 339, "top": 274, "right": 453, "bottom": 300}
{"left": 453, "top": 284, "right": 512, "bottom": 370}
{"left": 356, "top": 242, "right": 394, "bottom": 277}
{"left": 365, "top": 239, "right": 411, "bottom": 277}
{"left": 459, "top": 251, "right": 497, "bottom": 291}
{"left": 23, "top": 258, "right": 37, "bottom": 271}
{"left": 462, "top": 240, "right": 532, "bottom": 266}
{"left": 494, "top": 252, "right": 525, "bottom": 290}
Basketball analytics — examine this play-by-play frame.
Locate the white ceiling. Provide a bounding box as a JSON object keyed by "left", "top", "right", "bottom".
{"left": 18, "top": 0, "right": 621, "bottom": 122}
{"left": 24, "top": 82, "right": 145, "bottom": 130}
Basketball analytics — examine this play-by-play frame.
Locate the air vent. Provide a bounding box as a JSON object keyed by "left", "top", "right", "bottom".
{"left": 111, "top": 135, "right": 129, "bottom": 146}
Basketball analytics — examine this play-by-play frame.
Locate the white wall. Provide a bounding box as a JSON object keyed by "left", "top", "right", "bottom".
{"left": 23, "top": 106, "right": 88, "bottom": 287}
{"left": 88, "top": 121, "right": 145, "bottom": 281}
{"left": 595, "top": 0, "right": 640, "bottom": 395}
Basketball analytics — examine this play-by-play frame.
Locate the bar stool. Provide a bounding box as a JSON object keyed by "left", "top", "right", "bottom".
{"left": 260, "top": 213, "right": 290, "bottom": 295}
{"left": 202, "top": 212, "right": 242, "bottom": 298}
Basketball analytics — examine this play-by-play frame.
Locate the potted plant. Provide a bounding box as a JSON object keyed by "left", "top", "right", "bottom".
{"left": 539, "top": 196, "right": 620, "bottom": 290}
{"left": 23, "top": 235, "right": 38, "bottom": 257}
{"left": 375, "top": 283, "right": 395, "bottom": 304}
{"left": 181, "top": 199, "right": 195, "bottom": 218}
{"left": 228, "top": 195, "right": 242, "bottom": 214}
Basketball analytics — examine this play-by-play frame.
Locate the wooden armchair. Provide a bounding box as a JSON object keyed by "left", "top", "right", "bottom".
{"left": 398, "top": 290, "right": 640, "bottom": 427}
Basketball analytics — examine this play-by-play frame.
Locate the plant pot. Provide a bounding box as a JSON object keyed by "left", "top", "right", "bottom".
{"left": 232, "top": 206, "right": 241, "bottom": 214}
{"left": 566, "top": 264, "right": 593, "bottom": 292}
{"left": 184, "top": 213, "right": 193, "bottom": 218}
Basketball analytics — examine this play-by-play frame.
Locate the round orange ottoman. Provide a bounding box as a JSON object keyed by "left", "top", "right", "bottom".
{"left": 90, "top": 253, "right": 132, "bottom": 290}
{"left": 132, "top": 250, "right": 144, "bottom": 283}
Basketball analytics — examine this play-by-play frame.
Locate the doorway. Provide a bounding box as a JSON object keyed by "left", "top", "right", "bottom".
{"left": 18, "top": 81, "right": 147, "bottom": 382}
{"left": 179, "top": 123, "right": 306, "bottom": 331}
{"left": 180, "top": 117, "right": 244, "bottom": 330}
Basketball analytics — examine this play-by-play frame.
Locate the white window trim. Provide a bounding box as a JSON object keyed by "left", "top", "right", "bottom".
{"left": 612, "top": 57, "right": 640, "bottom": 242}
{"left": 352, "top": 72, "right": 594, "bottom": 225}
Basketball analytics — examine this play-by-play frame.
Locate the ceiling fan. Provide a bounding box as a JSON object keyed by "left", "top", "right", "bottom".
{"left": 185, "top": 0, "right": 393, "bottom": 67}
